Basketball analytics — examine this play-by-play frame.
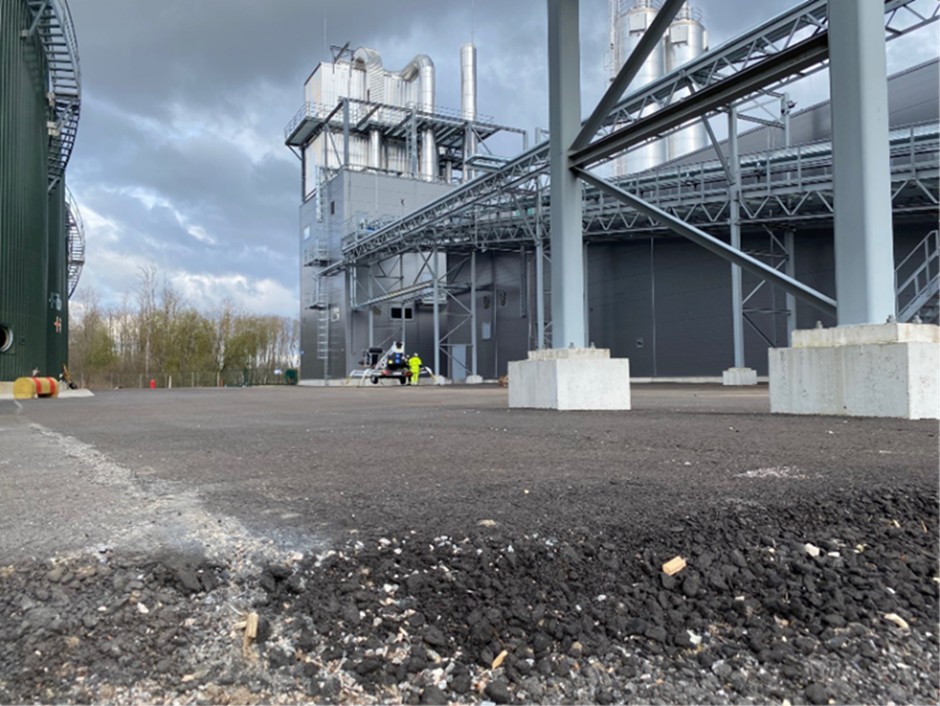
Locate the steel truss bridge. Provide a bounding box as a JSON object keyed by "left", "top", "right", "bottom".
{"left": 335, "top": 122, "right": 938, "bottom": 259}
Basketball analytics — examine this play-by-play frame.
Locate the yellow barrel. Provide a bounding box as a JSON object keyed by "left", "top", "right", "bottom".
{"left": 13, "top": 377, "right": 59, "bottom": 399}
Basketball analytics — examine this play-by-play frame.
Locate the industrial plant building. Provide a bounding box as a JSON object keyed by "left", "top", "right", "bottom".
{"left": 287, "top": 1, "right": 938, "bottom": 384}
{"left": 0, "top": 0, "right": 83, "bottom": 381}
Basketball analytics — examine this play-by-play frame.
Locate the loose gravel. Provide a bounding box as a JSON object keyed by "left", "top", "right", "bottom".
{"left": 1, "top": 483, "right": 936, "bottom": 704}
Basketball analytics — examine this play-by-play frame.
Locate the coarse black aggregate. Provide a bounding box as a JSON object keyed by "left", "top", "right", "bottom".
{"left": 0, "top": 484, "right": 936, "bottom": 704}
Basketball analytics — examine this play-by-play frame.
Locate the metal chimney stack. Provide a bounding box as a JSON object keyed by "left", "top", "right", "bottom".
{"left": 461, "top": 43, "right": 477, "bottom": 182}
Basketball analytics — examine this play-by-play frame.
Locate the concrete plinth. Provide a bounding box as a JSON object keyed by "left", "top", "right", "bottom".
{"left": 722, "top": 367, "right": 758, "bottom": 386}
{"left": 508, "top": 348, "right": 631, "bottom": 410}
{"left": 769, "top": 323, "right": 939, "bottom": 419}
{"left": 465, "top": 375, "right": 483, "bottom": 385}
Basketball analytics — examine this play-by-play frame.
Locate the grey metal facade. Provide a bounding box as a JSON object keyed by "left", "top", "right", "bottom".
{"left": 299, "top": 170, "right": 453, "bottom": 379}
{"left": 431, "top": 222, "right": 929, "bottom": 381}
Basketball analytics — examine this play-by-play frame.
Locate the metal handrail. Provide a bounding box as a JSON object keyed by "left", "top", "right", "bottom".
{"left": 895, "top": 230, "right": 939, "bottom": 319}
{"left": 65, "top": 186, "right": 84, "bottom": 298}
{"left": 285, "top": 98, "right": 501, "bottom": 141}
{"left": 26, "top": 0, "right": 81, "bottom": 189}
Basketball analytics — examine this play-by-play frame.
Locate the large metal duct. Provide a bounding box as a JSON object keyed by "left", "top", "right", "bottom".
{"left": 353, "top": 47, "right": 385, "bottom": 101}
{"left": 461, "top": 43, "right": 478, "bottom": 182}
{"left": 613, "top": 0, "right": 666, "bottom": 176}
{"left": 665, "top": 3, "right": 707, "bottom": 160}
{"left": 400, "top": 54, "right": 437, "bottom": 178}
{"left": 354, "top": 47, "right": 385, "bottom": 169}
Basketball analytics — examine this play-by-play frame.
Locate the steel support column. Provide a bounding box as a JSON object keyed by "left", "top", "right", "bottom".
{"left": 548, "top": 0, "right": 585, "bottom": 349}
{"left": 367, "top": 265, "right": 374, "bottom": 348}
{"left": 535, "top": 185, "right": 546, "bottom": 348}
{"left": 729, "top": 107, "right": 745, "bottom": 367}
{"left": 470, "top": 250, "right": 478, "bottom": 376}
{"left": 828, "top": 0, "right": 895, "bottom": 324}
{"left": 432, "top": 250, "right": 441, "bottom": 378}
{"left": 784, "top": 230, "right": 797, "bottom": 342}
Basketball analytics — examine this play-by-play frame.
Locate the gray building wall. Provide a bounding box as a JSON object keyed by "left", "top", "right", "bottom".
{"left": 583, "top": 223, "right": 930, "bottom": 377}
{"left": 432, "top": 221, "right": 931, "bottom": 380}
{"left": 300, "top": 170, "right": 452, "bottom": 380}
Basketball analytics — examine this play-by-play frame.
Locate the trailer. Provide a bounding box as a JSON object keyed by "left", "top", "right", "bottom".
{"left": 356, "top": 342, "right": 439, "bottom": 386}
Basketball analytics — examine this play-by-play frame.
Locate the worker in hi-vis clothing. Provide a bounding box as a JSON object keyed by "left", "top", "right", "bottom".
{"left": 408, "top": 353, "right": 422, "bottom": 386}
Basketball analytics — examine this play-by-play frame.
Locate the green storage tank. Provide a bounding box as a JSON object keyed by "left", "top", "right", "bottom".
{"left": 0, "top": 0, "right": 80, "bottom": 381}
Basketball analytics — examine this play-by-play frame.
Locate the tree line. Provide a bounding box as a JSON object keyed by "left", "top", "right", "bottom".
{"left": 69, "top": 266, "right": 298, "bottom": 388}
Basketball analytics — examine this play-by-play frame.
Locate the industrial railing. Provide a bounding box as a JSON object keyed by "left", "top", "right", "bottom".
{"left": 617, "top": 123, "right": 939, "bottom": 210}
{"left": 896, "top": 229, "right": 939, "bottom": 323}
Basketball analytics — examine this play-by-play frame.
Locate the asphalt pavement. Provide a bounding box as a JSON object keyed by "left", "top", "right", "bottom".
{"left": 2, "top": 384, "right": 935, "bottom": 562}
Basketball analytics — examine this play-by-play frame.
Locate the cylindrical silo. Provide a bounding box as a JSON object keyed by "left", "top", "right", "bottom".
{"left": 612, "top": 0, "right": 667, "bottom": 176}
{"left": 665, "top": 3, "right": 707, "bottom": 160}
{"left": 1, "top": 0, "right": 52, "bottom": 380}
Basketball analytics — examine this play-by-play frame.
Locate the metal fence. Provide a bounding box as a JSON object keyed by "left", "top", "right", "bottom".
{"left": 77, "top": 369, "right": 297, "bottom": 390}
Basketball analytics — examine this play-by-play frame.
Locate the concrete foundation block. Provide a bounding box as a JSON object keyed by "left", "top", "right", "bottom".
{"left": 465, "top": 375, "right": 483, "bottom": 385}
{"left": 769, "top": 322, "right": 939, "bottom": 419}
{"left": 508, "top": 348, "right": 631, "bottom": 410}
{"left": 722, "top": 367, "right": 758, "bottom": 386}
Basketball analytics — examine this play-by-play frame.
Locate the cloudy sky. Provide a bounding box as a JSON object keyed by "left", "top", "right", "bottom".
{"left": 66, "top": 1, "right": 938, "bottom": 319}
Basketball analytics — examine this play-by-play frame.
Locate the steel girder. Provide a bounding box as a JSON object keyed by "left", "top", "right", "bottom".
{"left": 591, "top": 0, "right": 936, "bottom": 149}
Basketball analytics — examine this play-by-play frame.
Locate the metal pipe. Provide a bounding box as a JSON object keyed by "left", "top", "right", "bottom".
{"left": 398, "top": 54, "right": 436, "bottom": 178}
{"left": 461, "top": 43, "right": 478, "bottom": 182}
{"left": 369, "top": 129, "right": 381, "bottom": 169}
{"left": 422, "top": 128, "right": 438, "bottom": 179}
{"left": 460, "top": 43, "right": 477, "bottom": 120}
